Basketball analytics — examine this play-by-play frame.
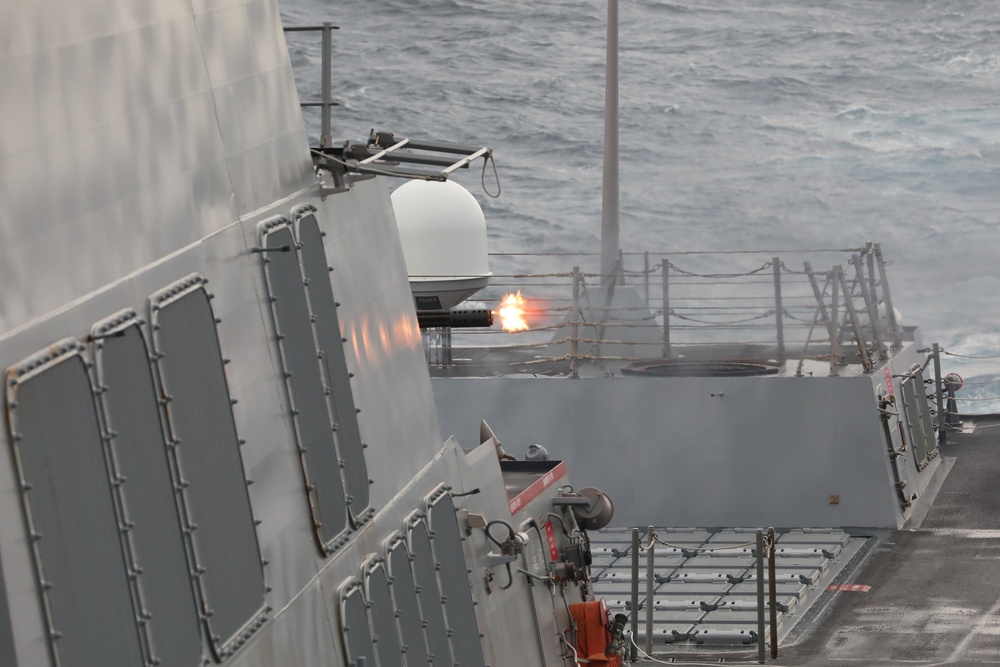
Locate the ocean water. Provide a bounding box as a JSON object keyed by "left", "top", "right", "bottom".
{"left": 280, "top": 0, "right": 1000, "bottom": 412}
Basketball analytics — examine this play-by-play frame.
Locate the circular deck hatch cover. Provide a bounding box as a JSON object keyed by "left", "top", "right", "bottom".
{"left": 622, "top": 360, "right": 781, "bottom": 377}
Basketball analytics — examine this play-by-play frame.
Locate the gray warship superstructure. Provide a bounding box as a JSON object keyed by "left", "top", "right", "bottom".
{"left": 4, "top": 0, "right": 999, "bottom": 665}
{"left": 0, "top": 2, "right": 609, "bottom": 666}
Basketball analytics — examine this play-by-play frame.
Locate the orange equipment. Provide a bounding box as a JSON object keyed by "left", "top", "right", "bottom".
{"left": 568, "top": 599, "right": 622, "bottom": 666}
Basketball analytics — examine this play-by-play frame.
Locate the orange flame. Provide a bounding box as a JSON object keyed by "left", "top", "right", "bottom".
{"left": 498, "top": 291, "right": 529, "bottom": 332}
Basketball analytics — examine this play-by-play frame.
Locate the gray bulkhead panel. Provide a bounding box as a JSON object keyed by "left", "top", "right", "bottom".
{"left": 433, "top": 374, "right": 903, "bottom": 528}
{"left": 150, "top": 281, "right": 267, "bottom": 655}
{"left": 91, "top": 316, "right": 203, "bottom": 667}
{"left": 261, "top": 222, "right": 350, "bottom": 549}
{"left": 408, "top": 516, "right": 454, "bottom": 666}
{"left": 297, "top": 212, "right": 371, "bottom": 523}
{"left": 364, "top": 558, "right": 405, "bottom": 666}
{"left": 339, "top": 579, "right": 377, "bottom": 667}
{"left": 387, "top": 537, "right": 431, "bottom": 667}
{"left": 6, "top": 344, "right": 144, "bottom": 667}
{"left": 317, "top": 180, "right": 445, "bottom": 507}
{"left": 427, "top": 493, "right": 487, "bottom": 667}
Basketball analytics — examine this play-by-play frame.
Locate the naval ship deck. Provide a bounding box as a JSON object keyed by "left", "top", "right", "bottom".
{"left": 422, "top": 245, "right": 994, "bottom": 663}
{"left": 631, "top": 414, "right": 1000, "bottom": 666}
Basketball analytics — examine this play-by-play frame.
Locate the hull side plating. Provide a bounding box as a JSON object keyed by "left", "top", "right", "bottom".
{"left": 0, "top": 1, "right": 594, "bottom": 665}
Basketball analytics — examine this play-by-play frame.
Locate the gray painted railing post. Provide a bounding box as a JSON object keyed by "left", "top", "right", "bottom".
{"left": 631, "top": 528, "right": 639, "bottom": 662}
{"left": 284, "top": 23, "right": 340, "bottom": 148}
{"left": 933, "top": 343, "right": 947, "bottom": 445}
{"left": 772, "top": 258, "right": 785, "bottom": 360}
{"left": 320, "top": 22, "right": 333, "bottom": 147}
{"left": 571, "top": 266, "right": 581, "bottom": 378}
{"left": 645, "top": 525, "right": 654, "bottom": 656}
{"left": 866, "top": 242, "right": 878, "bottom": 318}
{"left": 444, "top": 326, "right": 452, "bottom": 366}
{"left": 756, "top": 529, "right": 765, "bottom": 664}
{"left": 644, "top": 251, "right": 650, "bottom": 307}
{"left": 829, "top": 265, "right": 840, "bottom": 376}
{"left": 661, "top": 260, "right": 670, "bottom": 358}
{"left": 768, "top": 527, "right": 778, "bottom": 660}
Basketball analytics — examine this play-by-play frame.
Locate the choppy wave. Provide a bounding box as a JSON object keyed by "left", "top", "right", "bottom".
{"left": 281, "top": 0, "right": 1000, "bottom": 412}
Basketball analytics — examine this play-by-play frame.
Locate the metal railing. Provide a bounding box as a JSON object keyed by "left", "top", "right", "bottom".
{"left": 628, "top": 527, "right": 779, "bottom": 663}
{"left": 426, "top": 242, "right": 904, "bottom": 378}
{"left": 284, "top": 23, "right": 339, "bottom": 147}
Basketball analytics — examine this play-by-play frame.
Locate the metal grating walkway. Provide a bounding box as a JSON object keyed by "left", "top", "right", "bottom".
{"left": 590, "top": 527, "right": 870, "bottom": 647}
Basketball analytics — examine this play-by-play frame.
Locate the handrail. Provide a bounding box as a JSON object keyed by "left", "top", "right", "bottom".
{"left": 424, "top": 243, "right": 902, "bottom": 377}
{"left": 283, "top": 23, "right": 339, "bottom": 147}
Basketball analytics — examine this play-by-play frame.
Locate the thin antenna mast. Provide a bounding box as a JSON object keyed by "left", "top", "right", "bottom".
{"left": 600, "top": 0, "right": 620, "bottom": 283}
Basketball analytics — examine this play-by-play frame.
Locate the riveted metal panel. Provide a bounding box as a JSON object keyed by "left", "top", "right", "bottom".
{"left": 296, "top": 210, "right": 372, "bottom": 525}
{"left": 364, "top": 556, "right": 405, "bottom": 667}
{"left": 407, "top": 513, "right": 453, "bottom": 667}
{"left": 387, "top": 535, "right": 431, "bottom": 667}
{"left": 903, "top": 366, "right": 938, "bottom": 467}
{"left": 5, "top": 341, "right": 143, "bottom": 667}
{"left": 148, "top": 276, "right": 267, "bottom": 659}
{"left": 259, "top": 219, "right": 349, "bottom": 553}
{"left": 339, "top": 578, "right": 376, "bottom": 667}
{"left": 91, "top": 312, "right": 203, "bottom": 667}
{"left": 427, "top": 490, "right": 486, "bottom": 667}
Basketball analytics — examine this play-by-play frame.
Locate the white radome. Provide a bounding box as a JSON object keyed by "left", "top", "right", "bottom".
{"left": 391, "top": 180, "right": 492, "bottom": 312}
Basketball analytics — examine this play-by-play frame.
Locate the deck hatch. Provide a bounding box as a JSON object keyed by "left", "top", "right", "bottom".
{"left": 387, "top": 534, "right": 431, "bottom": 667}
{"left": 296, "top": 210, "right": 372, "bottom": 525}
{"left": 149, "top": 276, "right": 267, "bottom": 659}
{"left": 339, "top": 578, "right": 377, "bottom": 667}
{"left": 427, "top": 489, "right": 487, "bottom": 667}
{"left": 259, "top": 218, "right": 350, "bottom": 553}
{"left": 5, "top": 340, "right": 144, "bottom": 667}
{"left": 90, "top": 312, "right": 203, "bottom": 667}
{"left": 364, "top": 556, "right": 405, "bottom": 666}
{"left": 407, "top": 513, "right": 453, "bottom": 666}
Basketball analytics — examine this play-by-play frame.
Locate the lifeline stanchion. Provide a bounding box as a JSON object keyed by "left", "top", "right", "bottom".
{"left": 661, "top": 260, "right": 670, "bottom": 358}
{"left": 645, "top": 525, "right": 655, "bottom": 656}
{"left": 773, "top": 258, "right": 785, "bottom": 361}
{"left": 630, "top": 528, "right": 639, "bottom": 663}
{"left": 571, "top": 266, "right": 581, "bottom": 378}
{"left": 768, "top": 527, "right": 778, "bottom": 660}
{"left": 644, "top": 251, "right": 650, "bottom": 307}
{"left": 756, "top": 529, "right": 765, "bottom": 664}
{"left": 933, "top": 343, "right": 947, "bottom": 444}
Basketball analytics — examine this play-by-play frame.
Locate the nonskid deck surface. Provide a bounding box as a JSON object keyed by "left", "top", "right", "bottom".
{"left": 628, "top": 415, "right": 1000, "bottom": 666}
{"left": 771, "top": 416, "right": 1000, "bottom": 666}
